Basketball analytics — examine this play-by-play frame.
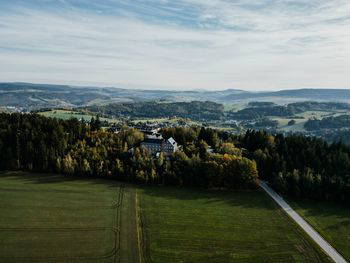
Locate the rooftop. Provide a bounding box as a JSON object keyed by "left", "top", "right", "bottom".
{"left": 143, "top": 138, "right": 163, "bottom": 144}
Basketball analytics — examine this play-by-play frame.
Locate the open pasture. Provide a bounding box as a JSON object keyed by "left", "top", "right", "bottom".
{"left": 0, "top": 171, "right": 335, "bottom": 263}
{"left": 140, "top": 186, "right": 331, "bottom": 263}
{"left": 0, "top": 171, "right": 136, "bottom": 263}
{"left": 38, "top": 109, "right": 113, "bottom": 123}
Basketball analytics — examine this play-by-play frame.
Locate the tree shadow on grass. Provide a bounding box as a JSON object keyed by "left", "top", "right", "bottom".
{"left": 0, "top": 170, "right": 274, "bottom": 211}
{"left": 326, "top": 220, "right": 350, "bottom": 231}
{"left": 3, "top": 170, "right": 349, "bottom": 219}
{"left": 288, "top": 198, "right": 350, "bottom": 222}
{"left": 138, "top": 184, "right": 278, "bottom": 211}
{"left": 140, "top": 184, "right": 350, "bottom": 220}
{"left": 0, "top": 170, "right": 122, "bottom": 189}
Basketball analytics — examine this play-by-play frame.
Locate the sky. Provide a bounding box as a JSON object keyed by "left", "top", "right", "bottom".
{"left": 0, "top": 0, "right": 349, "bottom": 91}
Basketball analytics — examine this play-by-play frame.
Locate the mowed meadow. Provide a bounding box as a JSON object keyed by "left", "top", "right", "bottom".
{"left": 1, "top": 171, "right": 331, "bottom": 263}
{"left": 291, "top": 200, "right": 350, "bottom": 261}
{"left": 139, "top": 187, "right": 331, "bottom": 263}
{"left": 0, "top": 171, "right": 140, "bottom": 263}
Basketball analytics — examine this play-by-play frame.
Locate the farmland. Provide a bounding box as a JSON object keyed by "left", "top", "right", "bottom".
{"left": 38, "top": 109, "right": 114, "bottom": 123}
{"left": 0, "top": 171, "right": 139, "bottom": 263}
{"left": 0, "top": 171, "right": 336, "bottom": 263}
{"left": 139, "top": 186, "right": 331, "bottom": 263}
{"left": 291, "top": 199, "right": 350, "bottom": 261}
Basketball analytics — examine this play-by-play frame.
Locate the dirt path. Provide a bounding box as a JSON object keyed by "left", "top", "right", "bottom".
{"left": 118, "top": 185, "right": 141, "bottom": 263}
{"left": 260, "top": 181, "right": 347, "bottom": 263}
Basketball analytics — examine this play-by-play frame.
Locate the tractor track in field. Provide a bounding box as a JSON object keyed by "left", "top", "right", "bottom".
{"left": 138, "top": 191, "right": 152, "bottom": 263}
{"left": 114, "top": 183, "right": 125, "bottom": 263}
{"left": 0, "top": 183, "right": 126, "bottom": 262}
{"left": 0, "top": 186, "right": 119, "bottom": 194}
{"left": 0, "top": 227, "right": 117, "bottom": 231}
{"left": 0, "top": 228, "right": 119, "bottom": 261}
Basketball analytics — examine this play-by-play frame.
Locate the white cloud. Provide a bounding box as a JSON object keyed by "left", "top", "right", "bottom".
{"left": 0, "top": 0, "right": 349, "bottom": 90}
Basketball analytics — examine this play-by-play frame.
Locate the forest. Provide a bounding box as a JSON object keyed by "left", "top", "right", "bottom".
{"left": 244, "top": 130, "right": 350, "bottom": 202}
{"left": 326, "top": 130, "right": 350, "bottom": 145}
{"left": 229, "top": 101, "right": 350, "bottom": 120}
{"left": 288, "top": 101, "right": 350, "bottom": 112}
{"left": 82, "top": 101, "right": 224, "bottom": 121}
{"left": 228, "top": 105, "right": 296, "bottom": 120}
{"left": 0, "top": 113, "right": 256, "bottom": 190}
{"left": 304, "top": 115, "right": 350, "bottom": 130}
{"left": 0, "top": 113, "right": 349, "bottom": 203}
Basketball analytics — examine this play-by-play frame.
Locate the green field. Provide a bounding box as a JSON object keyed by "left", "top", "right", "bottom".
{"left": 273, "top": 110, "right": 350, "bottom": 132}
{"left": 39, "top": 109, "right": 114, "bottom": 123}
{"left": 0, "top": 171, "right": 334, "bottom": 263}
{"left": 0, "top": 171, "right": 139, "bottom": 263}
{"left": 139, "top": 186, "right": 331, "bottom": 263}
{"left": 291, "top": 199, "right": 350, "bottom": 261}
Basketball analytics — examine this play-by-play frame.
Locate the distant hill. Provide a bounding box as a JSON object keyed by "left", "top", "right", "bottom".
{"left": 83, "top": 101, "right": 224, "bottom": 121}
{"left": 0, "top": 82, "right": 243, "bottom": 110}
{"left": 228, "top": 101, "right": 350, "bottom": 120}
{"left": 1, "top": 82, "right": 350, "bottom": 111}
{"left": 226, "top": 89, "right": 350, "bottom": 101}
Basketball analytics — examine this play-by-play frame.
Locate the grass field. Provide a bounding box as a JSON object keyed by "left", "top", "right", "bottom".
{"left": 273, "top": 110, "right": 350, "bottom": 132}
{"left": 39, "top": 109, "right": 114, "bottom": 123}
{"left": 0, "top": 171, "right": 139, "bottom": 263}
{"left": 0, "top": 171, "right": 336, "bottom": 263}
{"left": 139, "top": 186, "right": 331, "bottom": 263}
{"left": 291, "top": 199, "right": 350, "bottom": 261}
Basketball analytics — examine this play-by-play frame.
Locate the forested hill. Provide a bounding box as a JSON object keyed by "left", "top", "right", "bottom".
{"left": 83, "top": 101, "right": 225, "bottom": 120}
{"left": 305, "top": 115, "right": 350, "bottom": 130}
{"left": 226, "top": 88, "right": 350, "bottom": 101}
{"left": 0, "top": 82, "right": 243, "bottom": 110}
{"left": 2, "top": 82, "right": 350, "bottom": 112}
{"left": 229, "top": 101, "right": 350, "bottom": 120}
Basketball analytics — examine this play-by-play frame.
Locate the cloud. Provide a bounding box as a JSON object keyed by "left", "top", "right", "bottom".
{"left": 0, "top": 0, "right": 349, "bottom": 90}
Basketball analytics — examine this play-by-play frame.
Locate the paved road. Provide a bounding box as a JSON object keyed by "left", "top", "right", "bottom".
{"left": 260, "top": 181, "right": 347, "bottom": 263}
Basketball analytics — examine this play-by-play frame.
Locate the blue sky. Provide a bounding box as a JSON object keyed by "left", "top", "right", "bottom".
{"left": 0, "top": 0, "right": 349, "bottom": 90}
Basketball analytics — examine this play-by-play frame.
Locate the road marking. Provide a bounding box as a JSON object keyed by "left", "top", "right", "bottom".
{"left": 260, "top": 181, "right": 347, "bottom": 263}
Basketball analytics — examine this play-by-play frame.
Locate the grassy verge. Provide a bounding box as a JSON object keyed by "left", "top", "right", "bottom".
{"left": 290, "top": 199, "right": 350, "bottom": 261}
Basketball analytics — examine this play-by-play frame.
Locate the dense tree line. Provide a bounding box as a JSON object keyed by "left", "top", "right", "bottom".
{"left": 162, "top": 127, "right": 349, "bottom": 203}
{"left": 0, "top": 113, "right": 257, "bottom": 190}
{"left": 304, "top": 115, "right": 350, "bottom": 130}
{"left": 243, "top": 130, "right": 350, "bottom": 203}
{"left": 83, "top": 101, "right": 224, "bottom": 121}
{"left": 0, "top": 113, "right": 87, "bottom": 171}
{"left": 288, "top": 101, "right": 350, "bottom": 112}
{"left": 248, "top": 101, "right": 276, "bottom": 107}
{"left": 229, "top": 101, "right": 350, "bottom": 121}
{"left": 229, "top": 105, "right": 297, "bottom": 120}
{"left": 1, "top": 113, "right": 349, "bottom": 203}
{"left": 326, "top": 130, "right": 350, "bottom": 145}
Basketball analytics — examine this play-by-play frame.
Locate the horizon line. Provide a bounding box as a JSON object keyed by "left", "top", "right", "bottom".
{"left": 1, "top": 81, "right": 350, "bottom": 93}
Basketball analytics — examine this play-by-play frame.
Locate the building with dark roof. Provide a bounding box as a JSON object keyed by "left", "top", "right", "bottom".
{"left": 140, "top": 136, "right": 178, "bottom": 154}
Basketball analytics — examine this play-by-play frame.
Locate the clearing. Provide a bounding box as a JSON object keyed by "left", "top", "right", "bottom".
{"left": 38, "top": 109, "right": 114, "bottom": 123}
